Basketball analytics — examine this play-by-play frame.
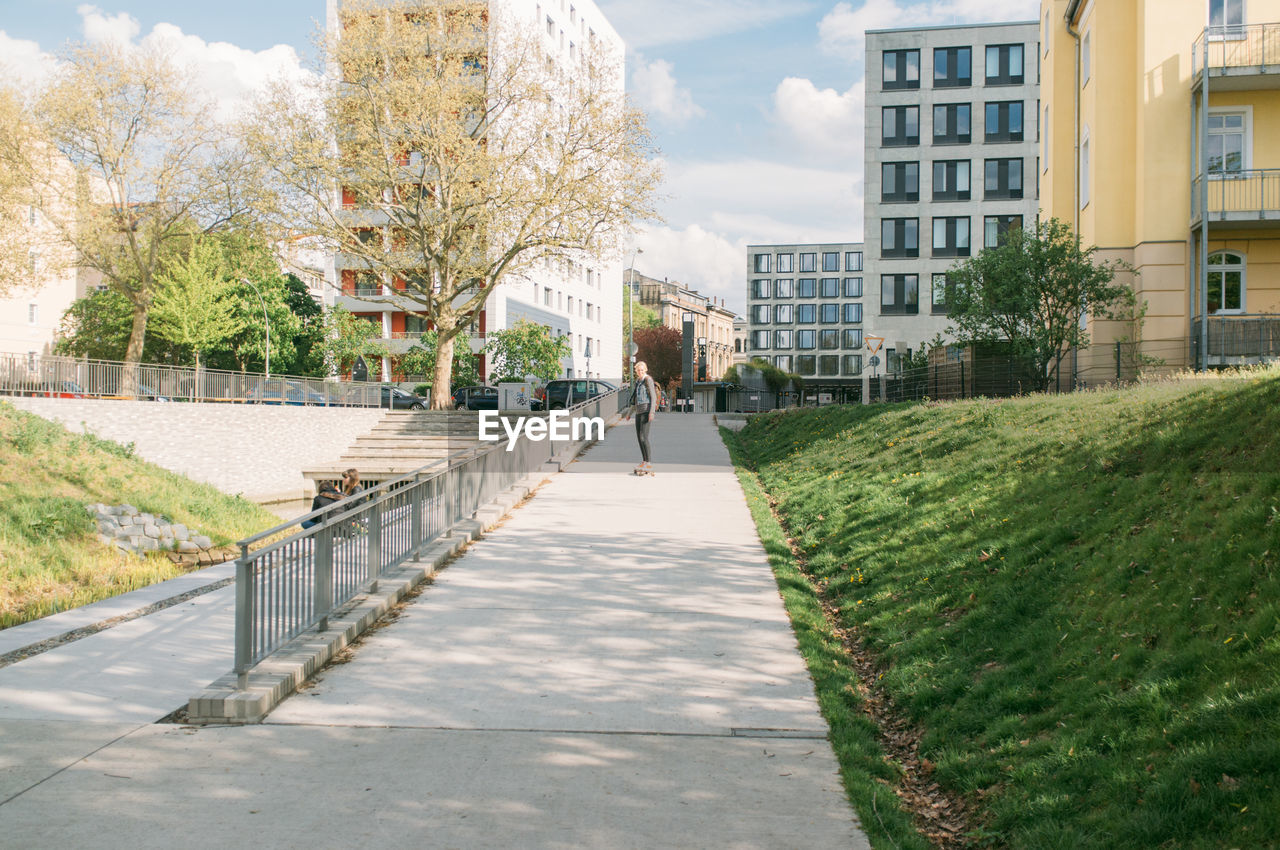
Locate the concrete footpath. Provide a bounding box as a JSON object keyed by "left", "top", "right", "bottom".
{"left": 0, "top": 415, "right": 869, "bottom": 849}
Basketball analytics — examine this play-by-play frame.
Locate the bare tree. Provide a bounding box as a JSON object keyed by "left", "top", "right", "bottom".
{"left": 0, "top": 42, "right": 257, "bottom": 391}
{"left": 249, "top": 0, "right": 660, "bottom": 407}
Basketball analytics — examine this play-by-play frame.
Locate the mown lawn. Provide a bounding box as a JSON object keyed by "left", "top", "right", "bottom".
{"left": 729, "top": 369, "right": 1280, "bottom": 848}
{"left": 0, "top": 402, "right": 280, "bottom": 628}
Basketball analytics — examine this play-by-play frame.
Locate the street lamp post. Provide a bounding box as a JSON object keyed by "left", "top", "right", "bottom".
{"left": 626, "top": 247, "right": 642, "bottom": 383}
{"left": 241, "top": 278, "right": 270, "bottom": 380}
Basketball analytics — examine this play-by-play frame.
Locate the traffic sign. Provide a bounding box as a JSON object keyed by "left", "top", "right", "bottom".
{"left": 868, "top": 355, "right": 880, "bottom": 368}
{"left": 865, "top": 335, "right": 885, "bottom": 354}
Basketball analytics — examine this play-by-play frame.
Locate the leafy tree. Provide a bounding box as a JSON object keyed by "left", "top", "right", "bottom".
{"left": 398, "top": 330, "right": 480, "bottom": 390}
{"left": 273, "top": 274, "right": 327, "bottom": 376}
{"left": 249, "top": 0, "right": 660, "bottom": 406}
{"left": 0, "top": 42, "right": 258, "bottom": 392}
{"left": 484, "top": 319, "right": 571, "bottom": 384}
{"left": 945, "top": 217, "right": 1135, "bottom": 391}
{"left": 54, "top": 288, "right": 184, "bottom": 363}
{"left": 320, "top": 306, "right": 389, "bottom": 378}
{"left": 148, "top": 237, "right": 245, "bottom": 370}
{"left": 634, "top": 325, "right": 683, "bottom": 387}
{"left": 621, "top": 283, "right": 660, "bottom": 374}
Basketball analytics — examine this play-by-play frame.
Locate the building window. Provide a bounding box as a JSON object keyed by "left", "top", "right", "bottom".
{"left": 774, "top": 330, "right": 793, "bottom": 348}
{"left": 933, "top": 103, "right": 972, "bottom": 144}
{"left": 1208, "top": 110, "right": 1249, "bottom": 174}
{"left": 845, "top": 251, "right": 863, "bottom": 271}
{"left": 797, "top": 304, "right": 816, "bottom": 324}
{"left": 1044, "top": 9, "right": 1052, "bottom": 55}
{"left": 985, "top": 101, "right": 1024, "bottom": 142}
{"left": 1081, "top": 131, "right": 1090, "bottom": 207}
{"left": 751, "top": 304, "right": 771, "bottom": 324}
{"left": 799, "top": 252, "right": 817, "bottom": 272}
{"left": 882, "top": 161, "right": 920, "bottom": 202}
{"left": 881, "top": 274, "right": 920, "bottom": 315}
{"left": 881, "top": 218, "right": 919, "bottom": 258}
{"left": 984, "top": 158, "right": 1024, "bottom": 199}
{"left": 775, "top": 354, "right": 793, "bottom": 371}
{"left": 797, "top": 278, "right": 816, "bottom": 298}
{"left": 1082, "top": 31, "right": 1091, "bottom": 84}
{"left": 820, "top": 303, "right": 839, "bottom": 324}
{"left": 775, "top": 278, "right": 794, "bottom": 298}
{"left": 843, "top": 303, "right": 863, "bottom": 323}
{"left": 934, "top": 46, "right": 972, "bottom": 88}
{"left": 842, "top": 354, "right": 863, "bottom": 376}
{"left": 751, "top": 330, "right": 771, "bottom": 350}
{"left": 984, "top": 214, "right": 1023, "bottom": 248}
{"left": 1210, "top": 0, "right": 1246, "bottom": 38}
{"left": 931, "top": 273, "right": 953, "bottom": 315}
{"left": 843, "top": 277, "right": 863, "bottom": 298}
{"left": 933, "top": 159, "right": 971, "bottom": 200}
{"left": 751, "top": 279, "right": 770, "bottom": 299}
{"left": 796, "top": 355, "right": 817, "bottom": 376}
{"left": 28, "top": 303, "right": 38, "bottom": 325}
{"left": 883, "top": 106, "right": 920, "bottom": 146}
{"left": 1207, "top": 251, "right": 1245, "bottom": 313}
{"left": 797, "top": 329, "right": 817, "bottom": 349}
{"left": 774, "top": 304, "right": 793, "bottom": 323}
{"left": 776, "top": 252, "right": 794, "bottom": 272}
{"left": 843, "top": 328, "right": 863, "bottom": 348}
{"left": 1043, "top": 105, "right": 1050, "bottom": 167}
{"left": 932, "top": 216, "right": 970, "bottom": 258}
{"left": 985, "top": 44, "right": 1024, "bottom": 85}
{"left": 820, "top": 277, "right": 840, "bottom": 298}
{"left": 818, "top": 355, "right": 840, "bottom": 376}
{"left": 822, "top": 251, "right": 839, "bottom": 272}
{"left": 820, "top": 329, "right": 839, "bottom": 349}
{"left": 883, "top": 49, "right": 921, "bottom": 89}
{"left": 753, "top": 253, "right": 771, "bottom": 273}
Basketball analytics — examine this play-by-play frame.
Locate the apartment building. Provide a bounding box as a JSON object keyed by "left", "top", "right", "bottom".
{"left": 745, "top": 242, "right": 869, "bottom": 383}
{"left": 327, "top": 0, "right": 624, "bottom": 383}
{"left": 865, "top": 21, "right": 1040, "bottom": 360}
{"left": 626, "top": 269, "right": 736, "bottom": 380}
{"left": 1041, "top": 0, "right": 1280, "bottom": 371}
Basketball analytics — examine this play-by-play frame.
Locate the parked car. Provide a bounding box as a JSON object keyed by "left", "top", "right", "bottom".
{"left": 381, "top": 386, "right": 428, "bottom": 410}
{"left": 535, "top": 379, "right": 617, "bottom": 410}
{"left": 41, "top": 381, "right": 88, "bottom": 399}
{"left": 246, "top": 381, "right": 329, "bottom": 406}
{"left": 452, "top": 385, "right": 498, "bottom": 410}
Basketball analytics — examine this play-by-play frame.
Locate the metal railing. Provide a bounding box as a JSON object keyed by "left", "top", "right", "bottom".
{"left": 230, "top": 387, "right": 631, "bottom": 685}
{"left": 1191, "top": 169, "right": 1280, "bottom": 221}
{"left": 0, "top": 353, "right": 383, "bottom": 407}
{"left": 1193, "top": 314, "right": 1280, "bottom": 364}
{"left": 1193, "top": 23, "right": 1280, "bottom": 78}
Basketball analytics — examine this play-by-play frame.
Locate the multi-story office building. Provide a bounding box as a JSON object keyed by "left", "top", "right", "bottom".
{"left": 626, "top": 270, "right": 736, "bottom": 380}
{"left": 1042, "top": 0, "right": 1280, "bottom": 371}
{"left": 745, "top": 242, "right": 868, "bottom": 383}
{"left": 327, "top": 0, "right": 624, "bottom": 383}
{"left": 865, "top": 21, "right": 1040, "bottom": 362}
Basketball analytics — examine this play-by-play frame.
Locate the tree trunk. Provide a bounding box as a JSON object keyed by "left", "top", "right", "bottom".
{"left": 430, "top": 329, "right": 456, "bottom": 410}
{"left": 121, "top": 302, "right": 149, "bottom": 395}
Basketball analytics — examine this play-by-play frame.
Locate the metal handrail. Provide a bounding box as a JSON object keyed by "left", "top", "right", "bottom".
{"left": 231, "top": 388, "right": 631, "bottom": 684}
{"left": 1193, "top": 23, "right": 1280, "bottom": 78}
{"left": 1191, "top": 168, "right": 1280, "bottom": 220}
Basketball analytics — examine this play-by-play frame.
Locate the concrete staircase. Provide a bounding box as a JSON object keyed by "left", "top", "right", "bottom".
{"left": 302, "top": 410, "right": 487, "bottom": 486}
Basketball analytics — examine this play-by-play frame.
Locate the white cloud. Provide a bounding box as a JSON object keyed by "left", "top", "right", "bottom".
{"left": 632, "top": 58, "right": 704, "bottom": 124}
{"left": 772, "top": 77, "right": 864, "bottom": 160}
{"left": 77, "top": 4, "right": 141, "bottom": 45}
{"left": 599, "top": 0, "right": 816, "bottom": 49}
{"left": 819, "top": 0, "right": 1040, "bottom": 57}
{"left": 0, "top": 31, "right": 56, "bottom": 89}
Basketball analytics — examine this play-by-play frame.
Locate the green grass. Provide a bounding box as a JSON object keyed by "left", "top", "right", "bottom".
{"left": 727, "top": 369, "right": 1280, "bottom": 848}
{"left": 0, "top": 401, "right": 280, "bottom": 628}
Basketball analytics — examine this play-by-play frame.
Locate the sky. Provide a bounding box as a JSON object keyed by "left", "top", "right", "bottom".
{"left": 0, "top": 0, "right": 1040, "bottom": 315}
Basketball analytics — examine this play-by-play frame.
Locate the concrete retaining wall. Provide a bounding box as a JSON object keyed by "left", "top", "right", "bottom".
{"left": 4, "top": 398, "right": 386, "bottom": 503}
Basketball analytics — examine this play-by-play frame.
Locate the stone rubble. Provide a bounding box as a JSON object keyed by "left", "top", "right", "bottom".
{"left": 86, "top": 503, "right": 227, "bottom": 564}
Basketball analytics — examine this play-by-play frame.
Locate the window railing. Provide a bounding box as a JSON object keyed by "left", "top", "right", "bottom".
{"left": 1193, "top": 23, "right": 1280, "bottom": 77}
{"left": 1192, "top": 169, "right": 1280, "bottom": 220}
{"left": 1193, "top": 313, "right": 1280, "bottom": 363}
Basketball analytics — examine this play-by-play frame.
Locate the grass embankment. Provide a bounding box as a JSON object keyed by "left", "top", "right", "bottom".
{"left": 729, "top": 370, "right": 1280, "bottom": 848}
{"left": 0, "top": 402, "right": 280, "bottom": 629}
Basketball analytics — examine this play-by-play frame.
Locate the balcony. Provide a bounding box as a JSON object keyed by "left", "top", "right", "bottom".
{"left": 1192, "top": 24, "right": 1280, "bottom": 90}
{"left": 1191, "top": 169, "right": 1280, "bottom": 226}
{"left": 1192, "top": 313, "right": 1280, "bottom": 366}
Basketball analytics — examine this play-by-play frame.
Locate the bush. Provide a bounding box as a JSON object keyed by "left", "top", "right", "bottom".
{"left": 412, "top": 383, "right": 431, "bottom": 397}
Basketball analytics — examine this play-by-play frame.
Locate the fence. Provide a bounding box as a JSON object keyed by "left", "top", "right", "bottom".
{"left": 0, "top": 353, "right": 383, "bottom": 407}
{"left": 1193, "top": 315, "right": 1280, "bottom": 365}
{"left": 230, "top": 388, "right": 630, "bottom": 686}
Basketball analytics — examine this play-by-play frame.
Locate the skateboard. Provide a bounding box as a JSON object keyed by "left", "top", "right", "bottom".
{"left": 632, "top": 466, "right": 656, "bottom": 476}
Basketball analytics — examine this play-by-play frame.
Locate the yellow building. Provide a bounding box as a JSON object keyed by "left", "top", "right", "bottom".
{"left": 1042, "top": 0, "right": 1280, "bottom": 372}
